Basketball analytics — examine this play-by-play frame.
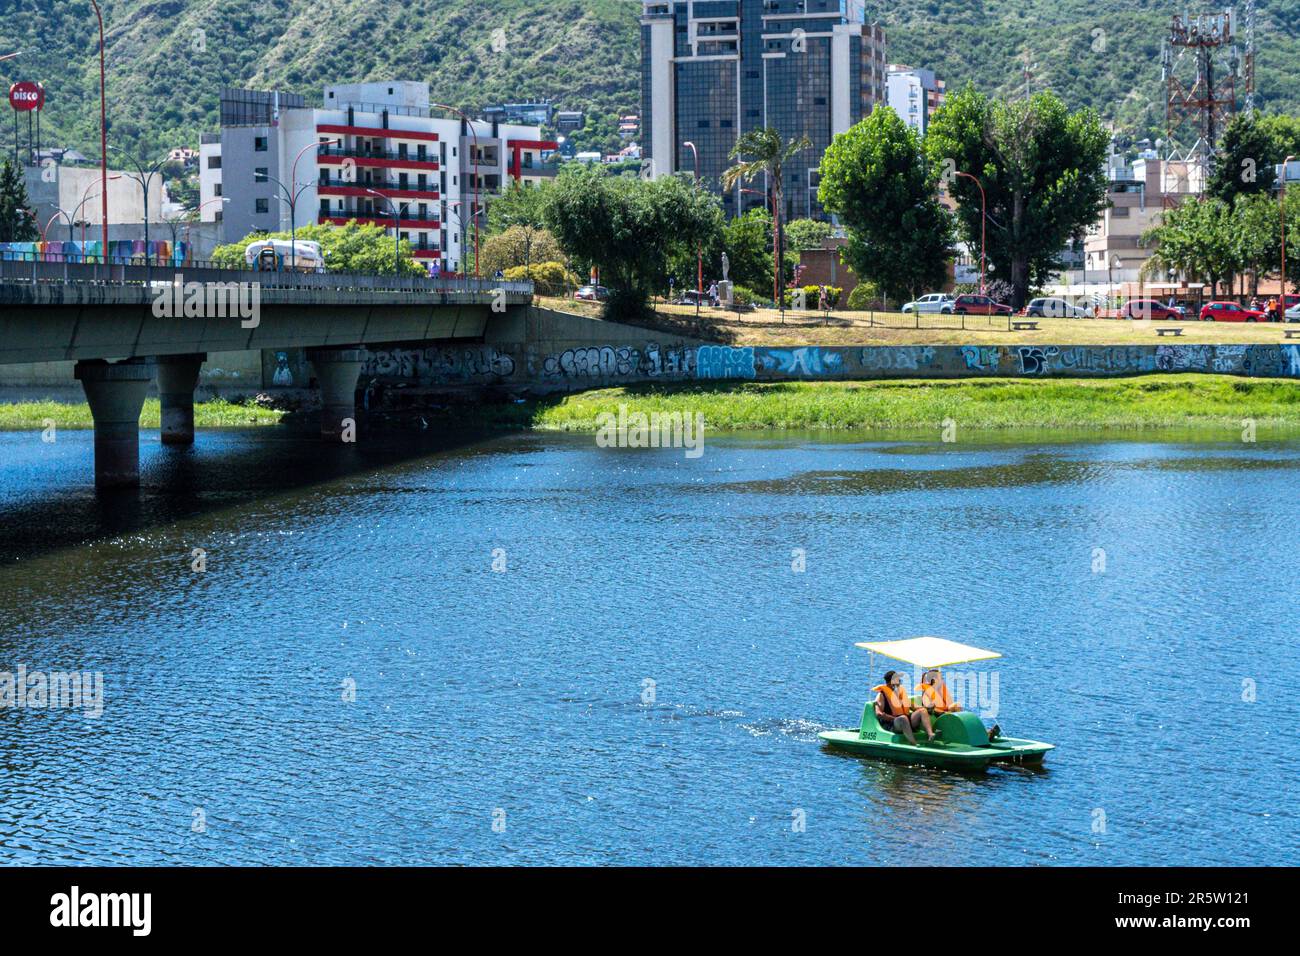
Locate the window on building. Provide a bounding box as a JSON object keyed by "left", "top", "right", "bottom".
{"left": 255, "top": 198, "right": 269, "bottom": 213}
{"left": 213, "top": 184, "right": 222, "bottom": 197}
{"left": 254, "top": 167, "right": 267, "bottom": 182}
{"left": 254, "top": 136, "right": 268, "bottom": 152}
{"left": 207, "top": 156, "right": 221, "bottom": 169}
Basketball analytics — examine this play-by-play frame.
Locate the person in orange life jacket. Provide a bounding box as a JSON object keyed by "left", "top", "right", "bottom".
{"left": 917, "top": 669, "right": 961, "bottom": 714}
{"left": 874, "top": 670, "right": 935, "bottom": 744}
{"left": 918, "top": 668, "right": 1002, "bottom": 741}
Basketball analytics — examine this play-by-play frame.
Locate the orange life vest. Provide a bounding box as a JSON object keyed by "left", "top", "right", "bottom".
{"left": 918, "top": 677, "right": 955, "bottom": 712}
{"left": 873, "top": 683, "right": 911, "bottom": 717}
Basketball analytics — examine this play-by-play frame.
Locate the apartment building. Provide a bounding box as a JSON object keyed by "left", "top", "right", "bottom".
{"left": 885, "top": 65, "right": 944, "bottom": 136}
{"left": 640, "top": 0, "right": 887, "bottom": 220}
{"left": 1081, "top": 154, "right": 1206, "bottom": 288}
{"left": 199, "top": 82, "right": 557, "bottom": 272}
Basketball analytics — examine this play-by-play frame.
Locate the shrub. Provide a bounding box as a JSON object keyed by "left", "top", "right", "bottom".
{"left": 846, "top": 282, "right": 882, "bottom": 311}
{"left": 781, "top": 284, "right": 842, "bottom": 309}
{"left": 504, "top": 261, "right": 580, "bottom": 296}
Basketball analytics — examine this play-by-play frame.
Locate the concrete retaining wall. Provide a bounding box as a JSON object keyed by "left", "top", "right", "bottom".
{"left": 362, "top": 320, "right": 1300, "bottom": 392}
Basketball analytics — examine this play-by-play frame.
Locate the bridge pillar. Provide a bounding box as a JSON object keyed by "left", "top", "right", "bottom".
{"left": 156, "top": 353, "right": 206, "bottom": 446}
{"left": 308, "top": 348, "right": 368, "bottom": 440}
{"left": 74, "top": 358, "right": 155, "bottom": 489}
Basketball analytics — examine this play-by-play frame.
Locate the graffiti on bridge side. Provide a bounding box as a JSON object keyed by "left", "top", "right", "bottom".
{"left": 365, "top": 346, "right": 516, "bottom": 382}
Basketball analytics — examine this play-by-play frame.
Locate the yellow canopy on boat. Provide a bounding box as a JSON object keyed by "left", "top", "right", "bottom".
{"left": 854, "top": 637, "right": 1001, "bottom": 669}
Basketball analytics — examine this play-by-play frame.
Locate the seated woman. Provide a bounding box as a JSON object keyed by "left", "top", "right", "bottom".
{"left": 874, "top": 670, "right": 935, "bottom": 744}
{"left": 917, "top": 668, "right": 1002, "bottom": 742}
{"left": 917, "top": 668, "right": 961, "bottom": 714}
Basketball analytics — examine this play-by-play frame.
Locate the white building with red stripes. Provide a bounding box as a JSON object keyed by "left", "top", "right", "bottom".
{"left": 200, "top": 82, "right": 557, "bottom": 274}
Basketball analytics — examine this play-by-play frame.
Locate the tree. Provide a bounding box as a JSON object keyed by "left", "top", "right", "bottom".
{"left": 818, "top": 106, "right": 954, "bottom": 303}
{"left": 486, "top": 180, "right": 551, "bottom": 235}
{"left": 211, "top": 222, "right": 425, "bottom": 276}
{"left": 1141, "top": 196, "right": 1238, "bottom": 295}
{"left": 925, "top": 86, "right": 1111, "bottom": 308}
{"left": 0, "top": 161, "right": 38, "bottom": 242}
{"left": 480, "top": 226, "right": 565, "bottom": 274}
{"left": 721, "top": 127, "right": 812, "bottom": 300}
{"left": 1208, "top": 113, "right": 1279, "bottom": 205}
{"left": 783, "top": 218, "right": 833, "bottom": 251}
{"left": 544, "top": 165, "right": 724, "bottom": 317}
{"left": 719, "top": 208, "right": 776, "bottom": 292}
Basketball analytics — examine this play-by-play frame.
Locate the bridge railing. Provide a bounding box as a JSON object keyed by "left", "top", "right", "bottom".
{"left": 0, "top": 252, "right": 533, "bottom": 297}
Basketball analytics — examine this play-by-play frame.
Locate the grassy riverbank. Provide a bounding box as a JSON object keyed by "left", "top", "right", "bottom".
{"left": 523, "top": 376, "right": 1300, "bottom": 432}
{"left": 4, "top": 375, "right": 1299, "bottom": 435}
{"left": 0, "top": 398, "right": 285, "bottom": 430}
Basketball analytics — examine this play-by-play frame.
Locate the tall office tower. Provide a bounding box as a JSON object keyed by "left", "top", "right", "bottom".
{"left": 640, "top": 0, "right": 886, "bottom": 220}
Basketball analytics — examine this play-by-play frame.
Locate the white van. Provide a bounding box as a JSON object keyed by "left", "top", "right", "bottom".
{"left": 244, "top": 239, "right": 325, "bottom": 273}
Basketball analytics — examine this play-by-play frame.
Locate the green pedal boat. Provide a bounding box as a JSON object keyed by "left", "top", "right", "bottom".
{"left": 819, "top": 637, "right": 1054, "bottom": 770}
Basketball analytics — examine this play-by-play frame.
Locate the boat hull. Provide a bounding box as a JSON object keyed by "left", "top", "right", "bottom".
{"left": 818, "top": 729, "right": 1053, "bottom": 769}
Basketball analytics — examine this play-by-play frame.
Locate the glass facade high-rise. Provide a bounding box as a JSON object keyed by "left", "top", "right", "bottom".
{"left": 640, "top": 0, "right": 886, "bottom": 220}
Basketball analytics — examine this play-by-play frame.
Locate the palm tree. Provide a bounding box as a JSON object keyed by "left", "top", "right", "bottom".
{"left": 721, "top": 127, "right": 812, "bottom": 306}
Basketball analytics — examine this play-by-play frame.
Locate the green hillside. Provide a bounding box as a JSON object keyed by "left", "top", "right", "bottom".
{"left": 2, "top": 1, "right": 1297, "bottom": 163}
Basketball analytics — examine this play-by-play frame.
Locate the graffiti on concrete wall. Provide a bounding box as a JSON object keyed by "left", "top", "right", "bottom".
{"left": 759, "top": 347, "right": 844, "bottom": 376}
{"left": 697, "top": 345, "right": 756, "bottom": 380}
{"left": 537, "top": 342, "right": 695, "bottom": 381}
{"left": 360, "top": 341, "right": 1300, "bottom": 388}
{"left": 860, "top": 346, "right": 937, "bottom": 372}
{"left": 365, "top": 346, "right": 516, "bottom": 383}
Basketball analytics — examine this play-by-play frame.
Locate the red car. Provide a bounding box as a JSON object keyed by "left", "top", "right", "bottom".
{"left": 944, "top": 294, "right": 1013, "bottom": 316}
{"left": 1199, "top": 301, "right": 1267, "bottom": 322}
{"left": 1119, "top": 299, "right": 1181, "bottom": 320}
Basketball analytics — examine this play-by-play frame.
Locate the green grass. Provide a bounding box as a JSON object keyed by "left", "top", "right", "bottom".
{"left": 0, "top": 399, "right": 286, "bottom": 430}
{"left": 517, "top": 376, "right": 1300, "bottom": 433}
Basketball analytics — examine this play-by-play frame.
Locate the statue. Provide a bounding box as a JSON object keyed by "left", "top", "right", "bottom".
{"left": 721, "top": 252, "right": 730, "bottom": 282}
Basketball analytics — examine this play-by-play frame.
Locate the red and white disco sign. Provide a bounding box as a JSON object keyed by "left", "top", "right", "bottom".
{"left": 8, "top": 82, "right": 45, "bottom": 112}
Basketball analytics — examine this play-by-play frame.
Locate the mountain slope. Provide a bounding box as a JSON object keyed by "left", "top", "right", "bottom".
{"left": 2, "top": 1, "right": 1297, "bottom": 161}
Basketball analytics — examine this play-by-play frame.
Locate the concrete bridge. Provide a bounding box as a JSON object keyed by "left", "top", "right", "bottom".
{"left": 0, "top": 258, "right": 533, "bottom": 487}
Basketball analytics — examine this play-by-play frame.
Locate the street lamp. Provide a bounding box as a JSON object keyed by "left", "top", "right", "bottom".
{"left": 288, "top": 137, "right": 340, "bottom": 268}
{"left": 71, "top": 173, "right": 121, "bottom": 261}
{"left": 109, "top": 145, "right": 168, "bottom": 271}
{"left": 87, "top": 2, "right": 110, "bottom": 253}
{"left": 682, "top": 140, "right": 703, "bottom": 316}
{"left": 363, "top": 187, "right": 409, "bottom": 275}
{"left": 432, "top": 103, "right": 480, "bottom": 277}
{"left": 742, "top": 187, "right": 782, "bottom": 319}
{"left": 1281, "top": 154, "right": 1295, "bottom": 315}
{"left": 953, "top": 170, "right": 986, "bottom": 294}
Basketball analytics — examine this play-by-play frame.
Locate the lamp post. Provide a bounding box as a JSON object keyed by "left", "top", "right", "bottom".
{"left": 742, "top": 187, "right": 782, "bottom": 319}
{"left": 682, "top": 140, "right": 703, "bottom": 316}
{"left": 289, "top": 137, "right": 340, "bottom": 269}
{"left": 432, "top": 103, "right": 480, "bottom": 277}
{"left": 1281, "top": 154, "right": 1296, "bottom": 315}
{"left": 88, "top": 1, "right": 109, "bottom": 253}
{"left": 109, "top": 146, "right": 168, "bottom": 273}
{"left": 364, "top": 187, "right": 409, "bottom": 275}
{"left": 954, "top": 171, "right": 986, "bottom": 294}
{"left": 70, "top": 173, "right": 121, "bottom": 262}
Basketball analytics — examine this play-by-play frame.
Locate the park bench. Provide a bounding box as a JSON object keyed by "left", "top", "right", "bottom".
{"left": 1010, "top": 320, "right": 1039, "bottom": 331}
{"left": 1283, "top": 328, "right": 1300, "bottom": 339}
{"left": 1155, "top": 327, "right": 1184, "bottom": 337}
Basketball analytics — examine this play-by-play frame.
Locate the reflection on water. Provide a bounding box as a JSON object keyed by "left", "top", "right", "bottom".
{"left": 0, "top": 424, "right": 1297, "bottom": 865}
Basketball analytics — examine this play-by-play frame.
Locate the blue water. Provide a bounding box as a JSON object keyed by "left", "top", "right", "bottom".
{"left": 0, "top": 426, "right": 1297, "bottom": 865}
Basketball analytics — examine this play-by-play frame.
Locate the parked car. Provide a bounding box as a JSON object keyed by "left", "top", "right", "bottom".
{"left": 1284, "top": 301, "right": 1300, "bottom": 322}
{"left": 574, "top": 285, "right": 611, "bottom": 302}
{"left": 1119, "top": 299, "right": 1182, "bottom": 320}
{"left": 901, "top": 293, "right": 954, "bottom": 314}
{"left": 1199, "top": 301, "right": 1268, "bottom": 322}
{"left": 943, "top": 294, "right": 1013, "bottom": 316}
{"left": 1025, "top": 297, "right": 1090, "bottom": 318}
